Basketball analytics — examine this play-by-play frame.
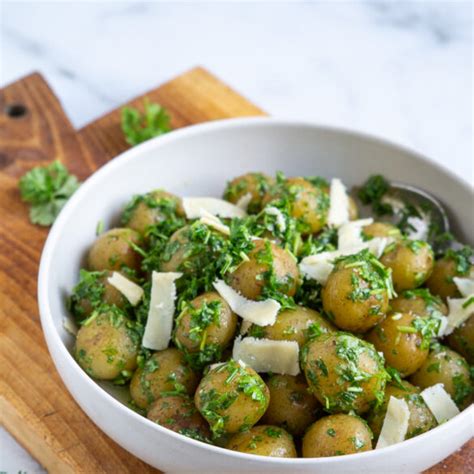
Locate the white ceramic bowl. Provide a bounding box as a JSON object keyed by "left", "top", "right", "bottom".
{"left": 39, "top": 118, "right": 473, "bottom": 473}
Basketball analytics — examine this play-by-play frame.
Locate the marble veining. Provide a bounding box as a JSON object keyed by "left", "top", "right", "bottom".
{"left": 0, "top": 1, "right": 472, "bottom": 471}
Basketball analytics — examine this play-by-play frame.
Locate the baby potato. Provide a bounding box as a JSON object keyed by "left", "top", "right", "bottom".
{"left": 322, "top": 251, "right": 390, "bottom": 333}
{"left": 262, "top": 177, "right": 330, "bottom": 234}
{"left": 160, "top": 224, "right": 227, "bottom": 274}
{"left": 447, "top": 315, "right": 474, "bottom": 364}
{"left": 251, "top": 306, "right": 335, "bottom": 348}
{"left": 366, "top": 312, "right": 429, "bottom": 377}
{"left": 227, "top": 425, "right": 297, "bottom": 458}
{"left": 367, "top": 381, "right": 436, "bottom": 440}
{"left": 426, "top": 251, "right": 474, "bottom": 300}
{"left": 228, "top": 239, "right": 299, "bottom": 300}
{"left": 69, "top": 270, "right": 127, "bottom": 321}
{"left": 390, "top": 288, "right": 448, "bottom": 318}
{"left": 301, "top": 332, "right": 387, "bottom": 415}
{"left": 174, "top": 292, "right": 237, "bottom": 368}
{"left": 75, "top": 311, "right": 138, "bottom": 380}
{"left": 362, "top": 222, "right": 402, "bottom": 240}
{"left": 302, "top": 414, "right": 373, "bottom": 458}
{"left": 223, "top": 172, "right": 274, "bottom": 214}
{"left": 380, "top": 240, "right": 434, "bottom": 292}
{"left": 409, "top": 345, "right": 473, "bottom": 409}
{"left": 130, "top": 348, "right": 199, "bottom": 409}
{"left": 348, "top": 196, "right": 359, "bottom": 221}
{"left": 261, "top": 374, "right": 322, "bottom": 436}
{"left": 195, "top": 359, "right": 270, "bottom": 436}
{"left": 147, "top": 394, "right": 210, "bottom": 441}
{"left": 160, "top": 225, "right": 198, "bottom": 273}
{"left": 88, "top": 228, "right": 142, "bottom": 272}
{"left": 123, "top": 190, "right": 184, "bottom": 236}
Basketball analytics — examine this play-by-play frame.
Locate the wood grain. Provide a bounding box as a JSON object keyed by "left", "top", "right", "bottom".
{"left": 0, "top": 67, "right": 470, "bottom": 473}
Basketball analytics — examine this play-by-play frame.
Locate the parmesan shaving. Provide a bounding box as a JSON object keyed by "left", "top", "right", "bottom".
{"left": 232, "top": 337, "right": 300, "bottom": 375}
{"left": 420, "top": 384, "right": 459, "bottom": 423}
{"left": 63, "top": 317, "right": 78, "bottom": 336}
{"left": 406, "top": 215, "right": 430, "bottom": 241}
{"left": 183, "top": 197, "right": 246, "bottom": 219}
{"left": 338, "top": 218, "right": 373, "bottom": 252}
{"left": 107, "top": 271, "right": 144, "bottom": 306}
{"left": 142, "top": 272, "right": 182, "bottom": 350}
{"left": 365, "top": 236, "right": 391, "bottom": 259}
{"left": 198, "top": 209, "right": 230, "bottom": 236}
{"left": 376, "top": 396, "right": 410, "bottom": 449}
{"left": 299, "top": 251, "right": 341, "bottom": 284}
{"left": 213, "top": 279, "right": 280, "bottom": 327}
{"left": 265, "top": 206, "right": 286, "bottom": 232}
{"left": 327, "top": 178, "right": 350, "bottom": 228}
{"left": 240, "top": 319, "right": 253, "bottom": 335}
{"left": 236, "top": 193, "right": 252, "bottom": 211}
{"left": 442, "top": 294, "right": 474, "bottom": 336}
{"left": 453, "top": 277, "right": 474, "bottom": 298}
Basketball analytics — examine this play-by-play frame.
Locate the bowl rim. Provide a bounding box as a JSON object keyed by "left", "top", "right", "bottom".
{"left": 38, "top": 116, "right": 473, "bottom": 465}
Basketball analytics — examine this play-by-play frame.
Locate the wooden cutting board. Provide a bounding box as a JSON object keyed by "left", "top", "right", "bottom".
{"left": 0, "top": 67, "right": 471, "bottom": 473}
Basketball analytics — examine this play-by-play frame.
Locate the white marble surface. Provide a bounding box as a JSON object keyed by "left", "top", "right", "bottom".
{"left": 1, "top": 0, "right": 472, "bottom": 471}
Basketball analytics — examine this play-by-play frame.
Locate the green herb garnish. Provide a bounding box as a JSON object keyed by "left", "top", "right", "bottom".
{"left": 19, "top": 160, "right": 80, "bottom": 226}
{"left": 357, "top": 175, "right": 392, "bottom": 215}
{"left": 121, "top": 99, "right": 171, "bottom": 146}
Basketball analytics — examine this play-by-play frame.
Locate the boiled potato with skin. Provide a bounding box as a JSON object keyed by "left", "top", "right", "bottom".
{"left": 223, "top": 172, "right": 274, "bottom": 214}
{"left": 348, "top": 196, "right": 359, "bottom": 221}
{"left": 367, "top": 381, "right": 436, "bottom": 440}
{"left": 195, "top": 359, "right": 270, "bottom": 435}
{"left": 123, "top": 190, "right": 184, "bottom": 236}
{"left": 362, "top": 222, "right": 402, "bottom": 240}
{"left": 160, "top": 224, "right": 222, "bottom": 274}
{"left": 228, "top": 239, "right": 299, "bottom": 300}
{"left": 130, "top": 348, "right": 199, "bottom": 409}
{"left": 321, "top": 250, "right": 390, "bottom": 333}
{"left": 88, "top": 228, "right": 142, "bottom": 272}
{"left": 426, "top": 254, "right": 474, "bottom": 300}
{"left": 447, "top": 315, "right": 474, "bottom": 364}
{"left": 380, "top": 240, "right": 434, "bottom": 292}
{"left": 301, "top": 332, "right": 387, "bottom": 414}
{"left": 75, "top": 311, "right": 138, "bottom": 380}
{"left": 261, "top": 374, "right": 322, "bottom": 436}
{"left": 302, "top": 414, "right": 373, "bottom": 457}
{"left": 69, "top": 270, "right": 127, "bottom": 321}
{"left": 409, "top": 345, "right": 473, "bottom": 409}
{"left": 390, "top": 288, "right": 447, "bottom": 318}
{"left": 147, "top": 394, "right": 210, "bottom": 441}
{"left": 251, "top": 306, "right": 335, "bottom": 348}
{"left": 174, "top": 292, "right": 237, "bottom": 367}
{"left": 227, "top": 425, "right": 297, "bottom": 458}
{"left": 262, "top": 177, "right": 330, "bottom": 235}
{"left": 366, "top": 312, "right": 429, "bottom": 377}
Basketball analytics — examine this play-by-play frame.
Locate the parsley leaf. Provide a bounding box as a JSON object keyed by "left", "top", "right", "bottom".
{"left": 121, "top": 99, "right": 171, "bottom": 146}
{"left": 19, "top": 160, "right": 80, "bottom": 226}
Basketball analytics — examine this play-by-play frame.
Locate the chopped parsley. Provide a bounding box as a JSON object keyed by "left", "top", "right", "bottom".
{"left": 335, "top": 248, "right": 395, "bottom": 302}
{"left": 386, "top": 366, "right": 406, "bottom": 390}
{"left": 452, "top": 373, "right": 473, "bottom": 407}
{"left": 198, "top": 360, "right": 268, "bottom": 437}
{"left": 444, "top": 246, "right": 473, "bottom": 276}
{"left": 264, "top": 427, "right": 283, "bottom": 438}
{"left": 357, "top": 175, "right": 393, "bottom": 216}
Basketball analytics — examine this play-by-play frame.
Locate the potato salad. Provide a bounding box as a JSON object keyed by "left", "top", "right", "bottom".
{"left": 68, "top": 172, "right": 473, "bottom": 458}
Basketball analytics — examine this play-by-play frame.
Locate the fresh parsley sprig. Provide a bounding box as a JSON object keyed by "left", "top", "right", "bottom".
{"left": 121, "top": 99, "right": 171, "bottom": 146}
{"left": 19, "top": 160, "right": 80, "bottom": 226}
